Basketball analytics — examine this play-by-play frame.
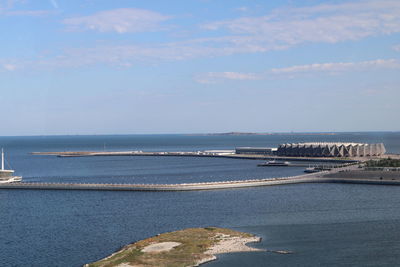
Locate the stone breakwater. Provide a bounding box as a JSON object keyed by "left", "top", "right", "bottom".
{"left": 31, "top": 150, "right": 360, "bottom": 163}
{"left": 0, "top": 173, "right": 328, "bottom": 191}
{"left": 2, "top": 163, "right": 400, "bottom": 192}
{"left": 2, "top": 170, "right": 400, "bottom": 191}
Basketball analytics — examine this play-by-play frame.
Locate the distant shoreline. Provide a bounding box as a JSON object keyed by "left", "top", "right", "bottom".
{"left": 186, "top": 132, "right": 337, "bottom": 136}
{"left": 4, "top": 131, "right": 400, "bottom": 138}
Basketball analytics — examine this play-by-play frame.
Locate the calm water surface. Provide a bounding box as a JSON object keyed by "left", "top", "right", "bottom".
{"left": 1, "top": 132, "right": 400, "bottom": 266}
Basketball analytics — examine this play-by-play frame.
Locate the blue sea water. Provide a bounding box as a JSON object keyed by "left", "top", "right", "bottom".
{"left": 1, "top": 132, "right": 400, "bottom": 266}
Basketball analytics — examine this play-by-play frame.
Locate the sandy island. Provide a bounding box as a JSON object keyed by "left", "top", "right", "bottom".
{"left": 84, "top": 227, "right": 264, "bottom": 267}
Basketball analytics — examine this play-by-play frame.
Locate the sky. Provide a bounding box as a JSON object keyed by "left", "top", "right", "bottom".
{"left": 0, "top": 0, "right": 399, "bottom": 135}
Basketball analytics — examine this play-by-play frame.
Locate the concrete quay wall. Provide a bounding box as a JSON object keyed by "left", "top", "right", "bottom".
{"left": 323, "top": 170, "right": 400, "bottom": 179}
{"left": 324, "top": 178, "right": 400, "bottom": 186}
{"left": 2, "top": 175, "right": 400, "bottom": 192}
{"left": 32, "top": 151, "right": 358, "bottom": 163}
{"left": 0, "top": 175, "right": 324, "bottom": 191}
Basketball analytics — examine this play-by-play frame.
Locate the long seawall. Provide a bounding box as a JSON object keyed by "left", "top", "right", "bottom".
{"left": 31, "top": 151, "right": 359, "bottom": 163}
{"left": 0, "top": 176, "right": 323, "bottom": 191}
{"left": 0, "top": 170, "right": 330, "bottom": 191}
{"left": 2, "top": 172, "right": 400, "bottom": 191}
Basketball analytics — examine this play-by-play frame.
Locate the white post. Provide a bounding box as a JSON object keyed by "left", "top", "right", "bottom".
{"left": 1, "top": 148, "right": 4, "bottom": 170}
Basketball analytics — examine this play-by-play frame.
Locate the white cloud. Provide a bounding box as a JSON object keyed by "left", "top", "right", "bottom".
{"left": 393, "top": 44, "right": 400, "bottom": 51}
{"left": 63, "top": 8, "right": 171, "bottom": 33}
{"left": 212, "top": 72, "right": 259, "bottom": 80}
{"left": 52, "top": 0, "right": 399, "bottom": 65}
{"left": 0, "top": 0, "right": 52, "bottom": 16}
{"left": 195, "top": 71, "right": 260, "bottom": 84}
{"left": 5, "top": 9, "right": 53, "bottom": 16}
{"left": 2, "top": 63, "right": 17, "bottom": 71}
{"left": 13, "top": 43, "right": 242, "bottom": 69}
{"left": 235, "top": 7, "right": 248, "bottom": 12}
{"left": 196, "top": 59, "right": 400, "bottom": 83}
{"left": 270, "top": 59, "right": 400, "bottom": 74}
{"left": 201, "top": 0, "right": 400, "bottom": 50}
{"left": 6, "top": 1, "right": 400, "bottom": 70}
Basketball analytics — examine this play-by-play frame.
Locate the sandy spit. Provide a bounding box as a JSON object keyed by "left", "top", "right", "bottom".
{"left": 193, "top": 234, "right": 263, "bottom": 266}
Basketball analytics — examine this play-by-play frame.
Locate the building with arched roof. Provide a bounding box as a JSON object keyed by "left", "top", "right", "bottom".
{"left": 277, "top": 142, "right": 385, "bottom": 157}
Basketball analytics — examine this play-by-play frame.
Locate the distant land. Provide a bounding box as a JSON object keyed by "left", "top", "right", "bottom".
{"left": 187, "top": 132, "right": 337, "bottom": 136}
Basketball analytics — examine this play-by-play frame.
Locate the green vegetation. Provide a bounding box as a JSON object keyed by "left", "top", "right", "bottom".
{"left": 85, "top": 227, "right": 255, "bottom": 267}
{"left": 365, "top": 158, "right": 400, "bottom": 167}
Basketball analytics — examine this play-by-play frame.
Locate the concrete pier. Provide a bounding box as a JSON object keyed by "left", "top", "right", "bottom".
{"left": 0, "top": 174, "right": 325, "bottom": 191}
{"left": 3, "top": 153, "right": 398, "bottom": 192}
{"left": 2, "top": 170, "right": 400, "bottom": 191}
{"left": 31, "top": 150, "right": 359, "bottom": 163}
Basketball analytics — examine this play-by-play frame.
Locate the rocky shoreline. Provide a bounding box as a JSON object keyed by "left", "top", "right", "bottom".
{"left": 194, "top": 234, "right": 263, "bottom": 266}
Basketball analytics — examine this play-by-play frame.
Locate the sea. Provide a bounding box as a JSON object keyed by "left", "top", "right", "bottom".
{"left": 1, "top": 132, "right": 400, "bottom": 267}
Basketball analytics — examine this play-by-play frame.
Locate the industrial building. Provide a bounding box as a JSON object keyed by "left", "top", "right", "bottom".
{"left": 276, "top": 142, "right": 385, "bottom": 157}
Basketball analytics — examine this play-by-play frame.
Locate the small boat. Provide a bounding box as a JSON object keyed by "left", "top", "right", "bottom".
{"left": 0, "top": 149, "right": 22, "bottom": 183}
{"left": 258, "top": 160, "right": 290, "bottom": 167}
{"left": 304, "top": 167, "right": 321, "bottom": 173}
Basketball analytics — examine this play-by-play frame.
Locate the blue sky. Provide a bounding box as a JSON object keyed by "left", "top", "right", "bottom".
{"left": 1, "top": 0, "right": 399, "bottom": 135}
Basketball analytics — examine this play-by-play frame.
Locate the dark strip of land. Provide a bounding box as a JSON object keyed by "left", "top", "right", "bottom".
{"left": 31, "top": 150, "right": 359, "bottom": 163}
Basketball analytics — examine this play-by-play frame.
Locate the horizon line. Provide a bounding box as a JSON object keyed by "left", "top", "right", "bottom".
{"left": 1, "top": 130, "right": 400, "bottom": 138}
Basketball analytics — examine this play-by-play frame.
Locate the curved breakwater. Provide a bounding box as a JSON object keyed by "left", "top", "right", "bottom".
{"left": 0, "top": 171, "right": 327, "bottom": 191}
{"left": 2, "top": 171, "right": 400, "bottom": 191}
{"left": 0, "top": 176, "right": 323, "bottom": 191}
{"left": 31, "top": 150, "right": 359, "bottom": 163}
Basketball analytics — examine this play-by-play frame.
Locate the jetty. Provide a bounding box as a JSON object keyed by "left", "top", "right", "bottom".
{"left": 1, "top": 150, "right": 398, "bottom": 192}
{"left": 30, "top": 150, "right": 358, "bottom": 163}
{"left": 0, "top": 173, "right": 326, "bottom": 191}
{"left": 257, "top": 162, "right": 352, "bottom": 168}
{"left": 2, "top": 165, "right": 400, "bottom": 191}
